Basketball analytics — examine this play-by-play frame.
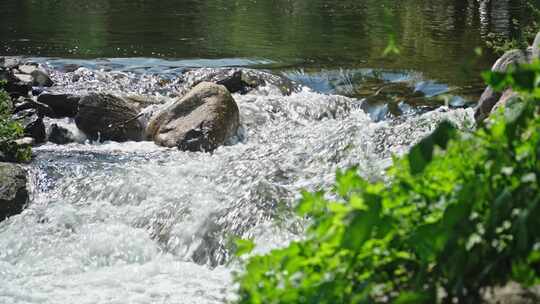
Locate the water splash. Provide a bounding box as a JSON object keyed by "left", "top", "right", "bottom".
{"left": 0, "top": 62, "right": 475, "bottom": 303}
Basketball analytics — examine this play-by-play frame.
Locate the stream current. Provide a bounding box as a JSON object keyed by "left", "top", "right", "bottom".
{"left": 0, "top": 58, "right": 474, "bottom": 304}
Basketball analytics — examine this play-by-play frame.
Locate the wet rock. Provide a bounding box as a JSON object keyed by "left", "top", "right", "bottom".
{"left": 241, "top": 69, "right": 299, "bottom": 95}
{"left": 14, "top": 97, "right": 55, "bottom": 117}
{"left": 122, "top": 94, "right": 167, "bottom": 112}
{"left": 0, "top": 68, "right": 31, "bottom": 98}
{"left": 532, "top": 31, "right": 540, "bottom": 61}
{"left": 14, "top": 137, "right": 35, "bottom": 147}
{"left": 474, "top": 49, "right": 527, "bottom": 122}
{"left": 0, "top": 162, "right": 29, "bottom": 222}
{"left": 12, "top": 109, "right": 46, "bottom": 143}
{"left": 31, "top": 69, "right": 54, "bottom": 87}
{"left": 48, "top": 124, "right": 75, "bottom": 144}
{"left": 183, "top": 68, "right": 299, "bottom": 96}
{"left": 0, "top": 57, "right": 21, "bottom": 69}
{"left": 18, "top": 64, "right": 38, "bottom": 75}
{"left": 146, "top": 82, "right": 240, "bottom": 152}
{"left": 37, "top": 93, "right": 80, "bottom": 118}
{"left": 14, "top": 73, "right": 33, "bottom": 84}
{"left": 491, "top": 49, "right": 527, "bottom": 72}
{"left": 491, "top": 89, "right": 520, "bottom": 114}
{"left": 187, "top": 69, "right": 246, "bottom": 94}
{"left": 76, "top": 93, "right": 143, "bottom": 142}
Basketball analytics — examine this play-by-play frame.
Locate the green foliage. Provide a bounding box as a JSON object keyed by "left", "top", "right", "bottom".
{"left": 234, "top": 63, "right": 540, "bottom": 303}
{"left": 0, "top": 87, "right": 31, "bottom": 163}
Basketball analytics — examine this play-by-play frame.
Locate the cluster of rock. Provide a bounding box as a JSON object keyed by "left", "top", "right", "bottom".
{"left": 474, "top": 32, "right": 540, "bottom": 122}
{"left": 1, "top": 59, "right": 252, "bottom": 151}
{"left": 2, "top": 61, "right": 290, "bottom": 222}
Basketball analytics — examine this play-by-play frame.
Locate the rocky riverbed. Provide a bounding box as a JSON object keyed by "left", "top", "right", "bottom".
{"left": 6, "top": 47, "right": 540, "bottom": 302}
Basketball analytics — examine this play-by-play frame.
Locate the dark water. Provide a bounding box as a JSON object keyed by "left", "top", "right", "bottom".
{"left": 0, "top": 0, "right": 535, "bottom": 90}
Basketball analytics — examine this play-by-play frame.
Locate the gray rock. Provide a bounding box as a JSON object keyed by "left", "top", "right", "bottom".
{"left": 241, "top": 69, "right": 299, "bottom": 95}
{"left": 37, "top": 93, "right": 80, "bottom": 118}
{"left": 146, "top": 82, "right": 240, "bottom": 152}
{"left": 1, "top": 68, "right": 31, "bottom": 97}
{"left": 490, "top": 89, "right": 519, "bottom": 115}
{"left": 491, "top": 49, "right": 527, "bottom": 72}
{"left": 48, "top": 124, "right": 75, "bottom": 144}
{"left": 12, "top": 109, "right": 46, "bottom": 143}
{"left": 14, "top": 97, "right": 55, "bottom": 117}
{"left": 0, "top": 162, "right": 29, "bottom": 222}
{"left": 18, "top": 64, "right": 38, "bottom": 75}
{"left": 76, "top": 93, "right": 143, "bottom": 142}
{"left": 533, "top": 31, "right": 540, "bottom": 62}
{"left": 14, "top": 73, "right": 33, "bottom": 84}
{"left": 0, "top": 57, "right": 21, "bottom": 69}
{"left": 474, "top": 49, "right": 527, "bottom": 122}
{"left": 182, "top": 68, "right": 299, "bottom": 96}
{"left": 30, "top": 69, "right": 54, "bottom": 87}
{"left": 14, "top": 137, "right": 35, "bottom": 147}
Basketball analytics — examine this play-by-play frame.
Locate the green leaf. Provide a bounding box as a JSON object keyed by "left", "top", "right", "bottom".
{"left": 394, "top": 291, "right": 432, "bottom": 304}
{"left": 409, "top": 121, "right": 456, "bottom": 174}
{"left": 235, "top": 238, "right": 255, "bottom": 257}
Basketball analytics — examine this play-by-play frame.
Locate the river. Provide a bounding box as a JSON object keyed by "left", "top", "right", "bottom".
{"left": 0, "top": 0, "right": 534, "bottom": 303}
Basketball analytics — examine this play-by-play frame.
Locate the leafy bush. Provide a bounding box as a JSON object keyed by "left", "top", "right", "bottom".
{"left": 0, "top": 84, "right": 31, "bottom": 162}
{"left": 234, "top": 62, "right": 540, "bottom": 303}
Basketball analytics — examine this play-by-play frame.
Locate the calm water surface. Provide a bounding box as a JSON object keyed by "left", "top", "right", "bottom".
{"left": 0, "top": 0, "right": 536, "bottom": 89}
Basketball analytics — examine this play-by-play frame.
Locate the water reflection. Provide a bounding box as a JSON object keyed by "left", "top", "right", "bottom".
{"left": 0, "top": 0, "right": 535, "bottom": 87}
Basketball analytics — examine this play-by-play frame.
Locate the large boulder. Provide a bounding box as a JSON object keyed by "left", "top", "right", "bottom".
{"left": 532, "top": 31, "right": 540, "bottom": 62}
{"left": 12, "top": 109, "right": 46, "bottom": 143}
{"left": 37, "top": 93, "right": 80, "bottom": 118}
{"left": 75, "top": 93, "right": 143, "bottom": 142}
{"left": 0, "top": 162, "right": 29, "bottom": 222}
{"left": 146, "top": 82, "right": 240, "bottom": 152}
{"left": 474, "top": 49, "right": 527, "bottom": 122}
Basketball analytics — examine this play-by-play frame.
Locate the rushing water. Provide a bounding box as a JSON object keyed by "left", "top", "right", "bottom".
{"left": 0, "top": 61, "right": 475, "bottom": 303}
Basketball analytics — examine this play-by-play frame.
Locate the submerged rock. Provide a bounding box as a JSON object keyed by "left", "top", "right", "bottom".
{"left": 48, "top": 123, "right": 76, "bottom": 144}
{"left": 182, "top": 68, "right": 299, "bottom": 96}
{"left": 474, "top": 49, "right": 527, "bottom": 122}
{"left": 0, "top": 162, "right": 29, "bottom": 222}
{"left": 76, "top": 93, "right": 143, "bottom": 142}
{"left": 37, "top": 93, "right": 80, "bottom": 118}
{"left": 146, "top": 82, "right": 240, "bottom": 152}
{"left": 31, "top": 69, "right": 54, "bottom": 87}
{"left": 12, "top": 109, "right": 46, "bottom": 143}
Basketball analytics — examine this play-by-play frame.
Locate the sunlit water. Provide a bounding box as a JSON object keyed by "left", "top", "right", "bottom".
{"left": 0, "top": 59, "right": 476, "bottom": 303}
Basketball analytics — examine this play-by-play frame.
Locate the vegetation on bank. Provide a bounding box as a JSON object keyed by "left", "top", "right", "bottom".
{"left": 0, "top": 83, "right": 31, "bottom": 162}
{"left": 234, "top": 61, "right": 540, "bottom": 303}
